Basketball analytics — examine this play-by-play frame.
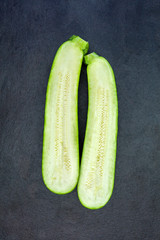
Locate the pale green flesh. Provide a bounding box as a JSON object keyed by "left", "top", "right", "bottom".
{"left": 42, "top": 39, "right": 86, "bottom": 194}
{"left": 78, "top": 56, "right": 118, "bottom": 209}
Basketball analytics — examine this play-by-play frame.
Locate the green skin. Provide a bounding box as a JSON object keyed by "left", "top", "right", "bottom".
{"left": 42, "top": 36, "right": 89, "bottom": 194}
{"left": 78, "top": 53, "right": 118, "bottom": 209}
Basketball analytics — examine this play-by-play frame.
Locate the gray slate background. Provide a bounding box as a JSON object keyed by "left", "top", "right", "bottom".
{"left": 0, "top": 0, "right": 160, "bottom": 239}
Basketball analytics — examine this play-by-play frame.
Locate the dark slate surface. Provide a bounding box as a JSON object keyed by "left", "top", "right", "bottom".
{"left": 0, "top": 0, "right": 160, "bottom": 239}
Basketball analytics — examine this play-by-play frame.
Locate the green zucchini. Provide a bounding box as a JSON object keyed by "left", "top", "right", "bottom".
{"left": 78, "top": 53, "right": 118, "bottom": 209}
{"left": 42, "top": 36, "right": 89, "bottom": 194}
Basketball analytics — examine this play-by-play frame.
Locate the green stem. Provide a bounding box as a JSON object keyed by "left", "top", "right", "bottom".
{"left": 69, "top": 35, "right": 89, "bottom": 55}
{"left": 84, "top": 52, "right": 99, "bottom": 65}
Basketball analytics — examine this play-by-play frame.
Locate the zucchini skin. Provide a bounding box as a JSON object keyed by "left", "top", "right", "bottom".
{"left": 42, "top": 36, "right": 89, "bottom": 194}
{"left": 78, "top": 53, "right": 118, "bottom": 209}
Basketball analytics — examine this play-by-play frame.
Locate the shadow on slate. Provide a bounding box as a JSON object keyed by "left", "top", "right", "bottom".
{"left": 78, "top": 63, "right": 88, "bottom": 160}
{"left": 0, "top": 0, "right": 160, "bottom": 240}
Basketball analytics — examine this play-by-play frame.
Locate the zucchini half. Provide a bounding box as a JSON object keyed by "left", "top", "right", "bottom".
{"left": 78, "top": 53, "right": 118, "bottom": 209}
{"left": 42, "top": 36, "right": 89, "bottom": 194}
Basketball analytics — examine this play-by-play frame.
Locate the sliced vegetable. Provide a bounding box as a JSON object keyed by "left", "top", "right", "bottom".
{"left": 78, "top": 53, "right": 118, "bottom": 209}
{"left": 42, "top": 36, "right": 89, "bottom": 194}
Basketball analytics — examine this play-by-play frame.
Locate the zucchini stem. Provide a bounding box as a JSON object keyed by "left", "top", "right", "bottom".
{"left": 69, "top": 35, "right": 89, "bottom": 55}
{"left": 84, "top": 52, "right": 99, "bottom": 65}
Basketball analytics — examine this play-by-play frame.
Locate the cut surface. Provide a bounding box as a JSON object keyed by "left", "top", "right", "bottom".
{"left": 78, "top": 54, "right": 118, "bottom": 209}
{"left": 42, "top": 37, "right": 88, "bottom": 194}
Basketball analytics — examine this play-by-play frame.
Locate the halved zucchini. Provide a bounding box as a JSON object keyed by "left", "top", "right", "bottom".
{"left": 78, "top": 53, "right": 118, "bottom": 209}
{"left": 42, "top": 36, "right": 89, "bottom": 194}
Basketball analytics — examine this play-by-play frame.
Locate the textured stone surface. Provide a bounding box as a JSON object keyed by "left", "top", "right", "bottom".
{"left": 0, "top": 0, "right": 160, "bottom": 239}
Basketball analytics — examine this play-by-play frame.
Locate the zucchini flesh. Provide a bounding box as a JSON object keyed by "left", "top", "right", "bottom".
{"left": 78, "top": 53, "right": 118, "bottom": 209}
{"left": 42, "top": 36, "right": 89, "bottom": 194}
